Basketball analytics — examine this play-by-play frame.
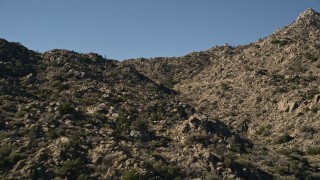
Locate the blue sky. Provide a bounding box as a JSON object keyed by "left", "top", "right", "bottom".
{"left": 0, "top": 1, "right": 319, "bottom": 60}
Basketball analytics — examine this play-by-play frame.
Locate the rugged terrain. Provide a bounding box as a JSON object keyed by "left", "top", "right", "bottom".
{"left": 1, "top": 8, "right": 320, "bottom": 179}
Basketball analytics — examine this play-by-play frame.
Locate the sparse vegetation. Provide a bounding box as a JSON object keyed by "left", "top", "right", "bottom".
{"left": 122, "top": 170, "right": 140, "bottom": 180}
{"left": 1, "top": 8, "right": 320, "bottom": 179}
{"left": 276, "top": 134, "right": 294, "bottom": 144}
{"left": 271, "top": 39, "right": 289, "bottom": 46}
{"left": 306, "top": 146, "right": 320, "bottom": 155}
{"left": 54, "top": 158, "right": 85, "bottom": 179}
{"left": 57, "top": 103, "right": 75, "bottom": 115}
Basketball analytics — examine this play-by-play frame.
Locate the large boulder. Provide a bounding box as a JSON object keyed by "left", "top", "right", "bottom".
{"left": 278, "top": 100, "right": 299, "bottom": 112}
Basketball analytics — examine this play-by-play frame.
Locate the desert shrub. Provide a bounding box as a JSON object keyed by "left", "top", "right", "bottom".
{"left": 306, "top": 146, "right": 320, "bottom": 155}
{"left": 46, "top": 128, "right": 65, "bottom": 139}
{"left": 311, "top": 106, "right": 318, "bottom": 113}
{"left": 57, "top": 103, "right": 75, "bottom": 115}
{"left": 161, "top": 79, "right": 175, "bottom": 89}
{"left": 272, "top": 87, "right": 288, "bottom": 94}
{"left": 276, "top": 134, "right": 294, "bottom": 144}
{"left": 205, "top": 174, "right": 222, "bottom": 180}
{"left": 121, "top": 169, "right": 140, "bottom": 180}
{"left": 15, "top": 109, "right": 27, "bottom": 118}
{"left": 220, "top": 83, "right": 229, "bottom": 91}
{"left": 0, "top": 145, "right": 17, "bottom": 158}
{"left": 51, "top": 80, "right": 69, "bottom": 91}
{"left": 115, "top": 111, "right": 130, "bottom": 133}
{"left": 24, "top": 126, "right": 42, "bottom": 139}
{"left": 300, "top": 126, "right": 317, "bottom": 134}
{"left": 307, "top": 173, "right": 320, "bottom": 180}
{"left": 305, "top": 88, "right": 319, "bottom": 100}
{"left": 278, "top": 147, "right": 304, "bottom": 156}
{"left": 256, "top": 125, "right": 272, "bottom": 136}
{"left": 77, "top": 174, "right": 89, "bottom": 180}
{"left": 271, "top": 39, "right": 289, "bottom": 46}
{"left": 229, "top": 143, "right": 242, "bottom": 153}
{"left": 184, "top": 133, "right": 207, "bottom": 146}
{"left": 0, "top": 152, "right": 26, "bottom": 168}
{"left": 55, "top": 158, "right": 84, "bottom": 179}
{"left": 0, "top": 145, "right": 25, "bottom": 169}
{"left": 146, "top": 160, "right": 182, "bottom": 179}
{"left": 305, "top": 53, "right": 318, "bottom": 62}
{"left": 243, "top": 64, "right": 252, "bottom": 71}
{"left": 73, "top": 91, "right": 82, "bottom": 98}
{"left": 288, "top": 65, "right": 307, "bottom": 73}
{"left": 131, "top": 118, "right": 148, "bottom": 131}
{"left": 256, "top": 96, "right": 263, "bottom": 103}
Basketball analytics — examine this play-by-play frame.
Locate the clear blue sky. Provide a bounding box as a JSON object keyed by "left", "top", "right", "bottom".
{"left": 0, "top": 1, "right": 319, "bottom": 60}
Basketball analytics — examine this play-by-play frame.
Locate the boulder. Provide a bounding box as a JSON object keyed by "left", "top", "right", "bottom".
{"left": 278, "top": 100, "right": 289, "bottom": 112}
{"left": 87, "top": 103, "right": 108, "bottom": 114}
{"left": 288, "top": 101, "right": 299, "bottom": 112}
{"left": 314, "top": 94, "right": 320, "bottom": 103}
{"left": 130, "top": 130, "right": 142, "bottom": 138}
{"left": 278, "top": 100, "right": 299, "bottom": 112}
{"left": 188, "top": 114, "right": 208, "bottom": 129}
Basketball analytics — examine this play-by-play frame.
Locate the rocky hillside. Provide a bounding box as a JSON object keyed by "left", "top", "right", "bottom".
{"left": 127, "top": 8, "right": 320, "bottom": 179}
{"left": 1, "top": 8, "right": 320, "bottom": 180}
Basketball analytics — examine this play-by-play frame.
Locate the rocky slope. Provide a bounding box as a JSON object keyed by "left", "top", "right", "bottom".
{"left": 1, "top": 8, "right": 320, "bottom": 180}
{"left": 0, "top": 41, "right": 266, "bottom": 179}
{"left": 126, "top": 8, "right": 320, "bottom": 179}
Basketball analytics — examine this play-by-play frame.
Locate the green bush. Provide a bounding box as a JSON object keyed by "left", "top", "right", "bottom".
{"left": 0, "top": 145, "right": 26, "bottom": 169}
{"left": 276, "top": 134, "right": 294, "bottom": 144}
{"left": 121, "top": 169, "right": 140, "bottom": 180}
{"left": 57, "top": 103, "right": 75, "bottom": 115}
{"left": 15, "top": 109, "right": 27, "bottom": 118}
{"left": 115, "top": 111, "right": 130, "bottom": 133}
{"left": 55, "top": 158, "right": 84, "bottom": 179}
{"left": 229, "top": 143, "right": 242, "bottom": 153}
{"left": 311, "top": 106, "right": 318, "bottom": 113}
{"left": 148, "top": 160, "right": 182, "bottom": 179}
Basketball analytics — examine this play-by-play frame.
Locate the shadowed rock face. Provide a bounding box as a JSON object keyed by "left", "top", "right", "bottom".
{"left": 1, "top": 8, "right": 320, "bottom": 180}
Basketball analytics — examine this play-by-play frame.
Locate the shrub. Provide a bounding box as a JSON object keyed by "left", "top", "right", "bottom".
{"left": 300, "top": 126, "right": 317, "bottom": 134}
{"left": 220, "top": 83, "right": 229, "bottom": 91}
{"left": 184, "top": 133, "right": 207, "bottom": 146}
{"left": 121, "top": 169, "right": 140, "bottom": 180}
{"left": 305, "top": 88, "right": 319, "bottom": 100}
{"left": 15, "top": 109, "right": 27, "bottom": 118}
{"left": 77, "top": 174, "right": 89, "bottom": 180}
{"left": 55, "top": 158, "right": 84, "bottom": 179}
{"left": 229, "top": 143, "right": 242, "bottom": 153}
{"left": 306, "top": 146, "right": 320, "bottom": 155}
{"left": 311, "top": 106, "right": 318, "bottom": 113}
{"left": 271, "top": 39, "right": 289, "bottom": 46}
{"left": 57, "top": 103, "right": 75, "bottom": 115}
{"left": 46, "top": 128, "right": 65, "bottom": 139}
{"left": 0, "top": 145, "right": 26, "bottom": 169}
{"left": 115, "top": 111, "right": 130, "bottom": 133}
{"left": 147, "top": 160, "right": 182, "bottom": 179}
{"left": 305, "top": 53, "right": 318, "bottom": 62}
{"left": 276, "top": 134, "right": 294, "bottom": 144}
{"left": 256, "top": 125, "right": 272, "bottom": 136}
{"left": 0, "top": 152, "right": 26, "bottom": 168}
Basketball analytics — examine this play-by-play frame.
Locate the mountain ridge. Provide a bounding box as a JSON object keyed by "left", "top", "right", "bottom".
{"left": 1, "top": 8, "right": 320, "bottom": 179}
